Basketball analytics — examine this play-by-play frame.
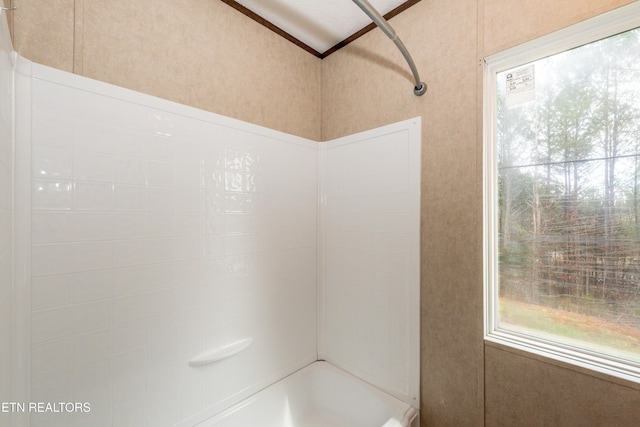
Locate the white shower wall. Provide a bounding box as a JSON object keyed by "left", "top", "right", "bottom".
{"left": 319, "top": 123, "right": 421, "bottom": 407}
{"left": 21, "top": 63, "right": 318, "bottom": 427}
{"left": 4, "top": 49, "right": 420, "bottom": 427}
{"left": 0, "top": 10, "right": 14, "bottom": 412}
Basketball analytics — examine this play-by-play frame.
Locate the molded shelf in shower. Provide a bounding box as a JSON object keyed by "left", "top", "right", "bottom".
{"left": 189, "top": 337, "right": 253, "bottom": 367}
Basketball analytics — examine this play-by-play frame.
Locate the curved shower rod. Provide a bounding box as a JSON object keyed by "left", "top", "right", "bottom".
{"left": 351, "top": 0, "right": 426, "bottom": 96}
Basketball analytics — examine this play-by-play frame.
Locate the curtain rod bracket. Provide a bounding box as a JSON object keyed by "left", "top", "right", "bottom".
{"left": 414, "top": 83, "right": 427, "bottom": 96}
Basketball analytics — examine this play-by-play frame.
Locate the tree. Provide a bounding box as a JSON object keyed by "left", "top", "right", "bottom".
{"left": 497, "top": 27, "right": 640, "bottom": 327}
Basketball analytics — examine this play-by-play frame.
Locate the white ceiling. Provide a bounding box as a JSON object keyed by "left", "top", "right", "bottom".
{"left": 233, "top": 0, "right": 409, "bottom": 54}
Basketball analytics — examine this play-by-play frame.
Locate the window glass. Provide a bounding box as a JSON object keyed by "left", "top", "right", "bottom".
{"left": 488, "top": 18, "right": 640, "bottom": 377}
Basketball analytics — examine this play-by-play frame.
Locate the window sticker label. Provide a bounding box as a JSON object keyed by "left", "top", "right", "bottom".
{"left": 506, "top": 64, "right": 535, "bottom": 107}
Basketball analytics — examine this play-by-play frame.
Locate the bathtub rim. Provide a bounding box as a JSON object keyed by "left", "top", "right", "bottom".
{"left": 193, "top": 360, "right": 420, "bottom": 427}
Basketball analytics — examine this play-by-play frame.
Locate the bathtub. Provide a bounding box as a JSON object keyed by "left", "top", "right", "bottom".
{"left": 195, "top": 361, "right": 419, "bottom": 427}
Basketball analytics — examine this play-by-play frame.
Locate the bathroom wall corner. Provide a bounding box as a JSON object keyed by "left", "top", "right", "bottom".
{"left": 316, "top": 144, "right": 327, "bottom": 360}
{"left": 11, "top": 53, "right": 32, "bottom": 427}
{"left": 0, "top": 7, "right": 15, "bottom": 426}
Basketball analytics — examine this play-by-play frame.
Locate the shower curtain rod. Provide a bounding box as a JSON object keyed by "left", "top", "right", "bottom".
{"left": 351, "top": 0, "right": 426, "bottom": 96}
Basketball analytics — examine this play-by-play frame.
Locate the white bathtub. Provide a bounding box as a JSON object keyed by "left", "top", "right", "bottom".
{"left": 195, "top": 361, "right": 419, "bottom": 427}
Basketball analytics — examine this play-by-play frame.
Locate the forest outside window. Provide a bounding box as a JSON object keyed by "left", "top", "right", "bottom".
{"left": 484, "top": 3, "right": 640, "bottom": 382}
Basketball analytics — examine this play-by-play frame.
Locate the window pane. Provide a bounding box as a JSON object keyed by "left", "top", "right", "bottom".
{"left": 497, "top": 28, "right": 640, "bottom": 363}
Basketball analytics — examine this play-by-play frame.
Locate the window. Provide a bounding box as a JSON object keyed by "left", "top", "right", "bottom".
{"left": 484, "top": 2, "right": 640, "bottom": 382}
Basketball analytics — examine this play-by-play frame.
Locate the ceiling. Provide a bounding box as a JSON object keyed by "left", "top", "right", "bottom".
{"left": 225, "top": 0, "right": 417, "bottom": 57}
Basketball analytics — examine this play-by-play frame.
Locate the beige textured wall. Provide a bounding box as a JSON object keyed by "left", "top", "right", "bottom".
{"left": 485, "top": 344, "right": 640, "bottom": 426}
{"left": 322, "top": 0, "right": 640, "bottom": 425}
{"left": 11, "top": 0, "right": 321, "bottom": 140}
{"left": 484, "top": 0, "right": 637, "bottom": 55}
{"left": 12, "top": 0, "right": 73, "bottom": 73}
{"left": 9, "top": 0, "right": 640, "bottom": 425}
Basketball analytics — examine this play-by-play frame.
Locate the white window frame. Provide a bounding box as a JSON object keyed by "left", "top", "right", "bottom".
{"left": 484, "top": 1, "right": 640, "bottom": 383}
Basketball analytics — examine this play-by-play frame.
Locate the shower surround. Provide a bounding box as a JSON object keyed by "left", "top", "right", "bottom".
{"left": 3, "top": 30, "right": 420, "bottom": 427}
{"left": 0, "top": 9, "right": 14, "bottom": 416}
{"left": 23, "top": 62, "right": 318, "bottom": 427}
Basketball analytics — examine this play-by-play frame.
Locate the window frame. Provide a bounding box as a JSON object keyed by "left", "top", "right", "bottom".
{"left": 483, "top": 1, "right": 640, "bottom": 383}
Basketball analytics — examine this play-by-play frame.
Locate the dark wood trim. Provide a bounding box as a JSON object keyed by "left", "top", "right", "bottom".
{"left": 322, "top": 0, "right": 422, "bottom": 58}
{"left": 221, "top": 0, "right": 422, "bottom": 59}
{"left": 220, "top": 0, "right": 323, "bottom": 58}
